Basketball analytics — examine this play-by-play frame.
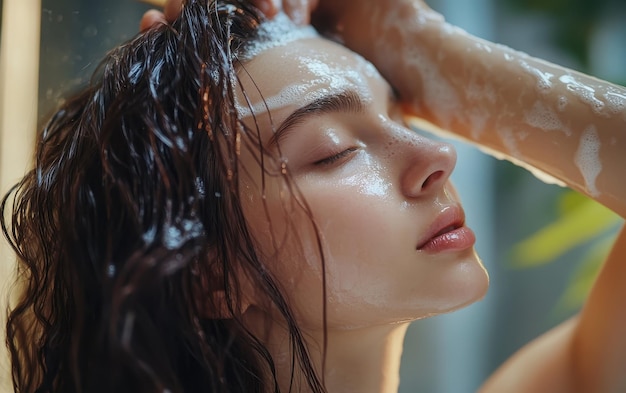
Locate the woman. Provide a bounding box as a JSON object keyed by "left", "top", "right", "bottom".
{"left": 2, "top": 1, "right": 625, "bottom": 393}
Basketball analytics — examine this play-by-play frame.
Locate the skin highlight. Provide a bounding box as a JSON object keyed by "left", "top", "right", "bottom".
{"left": 231, "top": 33, "right": 488, "bottom": 392}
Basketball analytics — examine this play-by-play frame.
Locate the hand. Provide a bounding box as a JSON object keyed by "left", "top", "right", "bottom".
{"left": 140, "top": 0, "right": 319, "bottom": 31}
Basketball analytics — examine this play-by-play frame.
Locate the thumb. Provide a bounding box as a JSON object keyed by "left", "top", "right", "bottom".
{"left": 164, "top": 0, "right": 184, "bottom": 22}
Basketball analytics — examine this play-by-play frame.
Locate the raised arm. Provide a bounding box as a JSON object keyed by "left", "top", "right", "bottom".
{"left": 314, "top": 0, "right": 626, "bottom": 218}
{"left": 143, "top": 0, "right": 626, "bottom": 217}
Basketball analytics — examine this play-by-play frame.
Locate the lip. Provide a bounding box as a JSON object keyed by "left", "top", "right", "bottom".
{"left": 416, "top": 205, "right": 476, "bottom": 253}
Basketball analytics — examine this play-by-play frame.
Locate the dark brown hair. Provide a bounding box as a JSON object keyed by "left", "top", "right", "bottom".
{"left": 2, "top": 1, "right": 325, "bottom": 392}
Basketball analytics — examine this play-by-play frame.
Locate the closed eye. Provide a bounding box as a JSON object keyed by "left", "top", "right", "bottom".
{"left": 314, "top": 147, "right": 359, "bottom": 166}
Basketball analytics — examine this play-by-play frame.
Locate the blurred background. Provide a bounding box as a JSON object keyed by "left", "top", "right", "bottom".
{"left": 0, "top": 0, "right": 624, "bottom": 392}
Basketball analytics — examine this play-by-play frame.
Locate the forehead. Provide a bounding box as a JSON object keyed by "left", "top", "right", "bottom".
{"left": 235, "top": 37, "right": 383, "bottom": 121}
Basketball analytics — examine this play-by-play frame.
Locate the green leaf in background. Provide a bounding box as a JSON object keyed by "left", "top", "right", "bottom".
{"left": 512, "top": 191, "right": 620, "bottom": 268}
{"left": 555, "top": 235, "right": 613, "bottom": 312}
{"left": 557, "top": 189, "right": 590, "bottom": 215}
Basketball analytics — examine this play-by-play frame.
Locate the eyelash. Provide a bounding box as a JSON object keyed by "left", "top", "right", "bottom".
{"left": 314, "top": 147, "right": 359, "bottom": 166}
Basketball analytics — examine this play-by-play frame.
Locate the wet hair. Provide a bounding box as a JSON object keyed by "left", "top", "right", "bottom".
{"left": 1, "top": 1, "right": 326, "bottom": 392}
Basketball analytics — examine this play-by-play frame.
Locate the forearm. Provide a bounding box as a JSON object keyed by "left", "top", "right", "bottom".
{"left": 331, "top": 1, "right": 626, "bottom": 217}
{"left": 404, "top": 21, "right": 626, "bottom": 216}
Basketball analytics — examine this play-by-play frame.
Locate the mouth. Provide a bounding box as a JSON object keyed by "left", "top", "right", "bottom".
{"left": 416, "top": 206, "right": 475, "bottom": 253}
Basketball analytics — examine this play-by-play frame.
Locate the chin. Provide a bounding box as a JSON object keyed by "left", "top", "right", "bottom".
{"left": 431, "top": 250, "right": 490, "bottom": 316}
{"left": 450, "top": 252, "right": 490, "bottom": 311}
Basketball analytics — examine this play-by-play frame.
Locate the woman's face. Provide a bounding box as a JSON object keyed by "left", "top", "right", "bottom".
{"left": 236, "top": 36, "right": 488, "bottom": 331}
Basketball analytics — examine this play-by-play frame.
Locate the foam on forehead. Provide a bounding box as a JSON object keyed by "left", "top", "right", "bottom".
{"left": 237, "top": 12, "right": 319, "bottom": 62}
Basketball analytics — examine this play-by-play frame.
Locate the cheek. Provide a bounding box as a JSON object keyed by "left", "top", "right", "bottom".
{"left": 239, "top": 163, "right": 488, "bottom": 330}
{"left": 299, "top": 184, "right": 488, "bottom": 327}
{"left": 240, "top": 170, "right": 328, "bottom": 314}
{"left": 301, "top": 184, "right": 410, "bottom": 319}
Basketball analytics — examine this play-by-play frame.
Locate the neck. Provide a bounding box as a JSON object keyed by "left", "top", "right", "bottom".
{"left": 321, "top": 324, "right": 410, "bottom": 393}
{"left": 257, "top": 319, "right": 410, "bottom": 393}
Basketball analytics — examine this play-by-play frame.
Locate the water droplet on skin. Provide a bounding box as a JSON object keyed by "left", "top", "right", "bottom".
{"left": 603, "top": 90, "right": 626, "bottom": 114}
{"left": 474, "top": 42, "right": 492, "bottom": 53}
{"left": 559, "top": 75, "right": 606, "bottom": 115}
{"left": 557, "top": 96, "right": 568, "bottom": 112}
{"left": 520, "top": 61, "right": 553, "bottom": 93}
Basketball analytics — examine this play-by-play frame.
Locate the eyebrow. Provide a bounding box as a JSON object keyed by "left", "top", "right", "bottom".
{"left": 266, "top": 89, "right": 366, "bottom": 149}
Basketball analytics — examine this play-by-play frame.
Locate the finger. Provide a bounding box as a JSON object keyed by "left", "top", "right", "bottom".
{"left": 164, "top": 0, "right": 184, "bottom": 23}
{"left": 140, "top": 9, "right": 167, "bottom": 31}
{"left": 283, "top": 0, "right": 310, "bottom": 25}
{"left": 250, "top": 0, "right": 281, "bottom": 18}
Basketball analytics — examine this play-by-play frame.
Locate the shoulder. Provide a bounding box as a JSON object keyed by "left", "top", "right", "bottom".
{"left": 479, "top": 317, "right": 578, "bottom": 393}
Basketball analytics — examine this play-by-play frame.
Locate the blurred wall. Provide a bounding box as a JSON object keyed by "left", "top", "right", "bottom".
{"left": 0, "top": 1, "right": 41, "bottom": 391}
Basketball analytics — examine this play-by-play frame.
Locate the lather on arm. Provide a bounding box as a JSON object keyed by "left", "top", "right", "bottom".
{"left": 144, "top": 0, "right": 626, "bottom": 216}
{"left": 314, "top": 0, "right": 626, "bottom": 218}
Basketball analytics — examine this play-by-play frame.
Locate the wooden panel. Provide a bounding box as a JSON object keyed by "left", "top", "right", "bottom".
{"left": 0, "top": 0, "right": 41, "bottom": 391}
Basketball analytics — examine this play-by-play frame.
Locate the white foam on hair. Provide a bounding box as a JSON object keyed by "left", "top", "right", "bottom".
{"left": 237, "top": 12, "right": 318, "bottom": 62}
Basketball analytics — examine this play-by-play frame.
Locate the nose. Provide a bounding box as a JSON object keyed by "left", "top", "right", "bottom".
{"left": 399, "top": 133, "right": 457, "bottom": 198}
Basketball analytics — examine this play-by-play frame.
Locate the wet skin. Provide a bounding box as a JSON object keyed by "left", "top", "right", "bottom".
{"left": 235, "top": 36, "right": 489, "bottom": 332}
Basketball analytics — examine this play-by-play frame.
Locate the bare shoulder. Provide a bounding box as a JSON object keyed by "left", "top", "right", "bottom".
{"left": 479, "top": 317, "right": 578, "bottom": 393}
